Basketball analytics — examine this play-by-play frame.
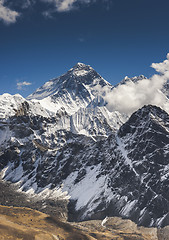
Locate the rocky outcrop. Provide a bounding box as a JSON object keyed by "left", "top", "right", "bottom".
{"left": 1, "top": 105, "right": 169, "bottom": 227}
{"left": 1, "top": 205, "right": 169, "bottom": 240}
{"left": 14, "top": 101, "right": 30, "bottom": 116}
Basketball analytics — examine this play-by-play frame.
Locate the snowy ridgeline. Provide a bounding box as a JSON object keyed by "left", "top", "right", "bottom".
{"left": 0, "top": 63, "right": 169, "bottom": 228}
{"left": 0, "top": 104, "right": 169, "bottom": 227}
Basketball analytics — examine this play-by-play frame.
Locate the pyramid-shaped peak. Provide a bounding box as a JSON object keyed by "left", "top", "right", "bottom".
{"left": 76, "top": 62, "right": 87, "bottom": 67}
{"left": 122, "top": 75, "right": 146, "bottom": 82}
{"left": 69, "top": 62, "right": 94, "bottom": 77}
{"left": 118, "top": 104, "right": 169, "bottom": 138}
{"left": 72, "top": 62, "right": 92, "bottom": 70}
{"left": 27, "top": 62, "right": 111, "bottom": 102}
{"left": 129, "top": 105, "right": 168, "bottom": 123}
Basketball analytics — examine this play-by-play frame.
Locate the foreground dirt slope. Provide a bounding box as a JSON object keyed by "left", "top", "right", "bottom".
{"left": 0, "top": 205, "right": 169, "bottom": 240}
{"left": 0, "top": 205, "right": 92, "bottom": 240}
{"left": 0, "top": 179, "right": 68, "bottom": 221}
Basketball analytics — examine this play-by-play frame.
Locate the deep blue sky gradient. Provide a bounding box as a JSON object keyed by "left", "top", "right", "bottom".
{"left": 0, "top": 0, "right": 169, "bottom": 97}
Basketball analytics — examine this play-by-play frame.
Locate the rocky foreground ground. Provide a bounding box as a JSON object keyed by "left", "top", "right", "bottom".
{"left": 1, "top": 179, "right": 169, "bottom": 239}
{"left": 0, "top": 205, "right": 169, "bottom": 240}
{"left": 0, "top": 179, "right": 68, "bottom": 221}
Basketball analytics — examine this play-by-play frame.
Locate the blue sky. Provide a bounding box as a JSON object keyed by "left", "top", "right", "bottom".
{"left": 0, "top": 0, "right": 169, "bottom": 97}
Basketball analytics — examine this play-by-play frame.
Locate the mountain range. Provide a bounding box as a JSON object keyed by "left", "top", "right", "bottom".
{"left": 0, "top": 63, "right": 169, "bottom": 228}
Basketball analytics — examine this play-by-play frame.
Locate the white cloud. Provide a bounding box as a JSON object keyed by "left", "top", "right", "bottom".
{"left": 17, "top": 81, "right": 32, "bottom": 90}
{"left": 0, "top": 0, "right": 97, "bottom": 23}
{"left": 41, "top": 0, "right": 77, "bottom": 12}
{"left": 104, "top": 53, "right": 169, "bottom": 115}
{"left": 41, "top": 0, "right": 96, "bottom": 13}
{"left": 0, "top": 0, "right": 20, "bottom": 24}
{"left": 151, "top": 53, "right": 169, "bottom": 77}
{"left": 57, "top": 0, "right": 77, "bottom": 12}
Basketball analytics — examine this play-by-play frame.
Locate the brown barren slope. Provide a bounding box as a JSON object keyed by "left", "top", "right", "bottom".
{"left": 0, "top": 205, "right": 93, "bottom": 240}
{"left": 0, "top": 205, "right": 169, "bottom": 240}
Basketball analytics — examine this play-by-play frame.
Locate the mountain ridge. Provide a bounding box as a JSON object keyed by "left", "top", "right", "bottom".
{"left": 1, "top": 104, "right": 169, "bottom": 227}
{"left": 27, "top": 62, "right": 112, "bottom": 115}
{"left": 1, "top": 63, "right": 169, "bottom": 229}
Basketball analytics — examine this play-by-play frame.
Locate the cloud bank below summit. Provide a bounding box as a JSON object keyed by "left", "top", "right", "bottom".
{"left": 105, "top": 54, "right": 169, "bottom": 115}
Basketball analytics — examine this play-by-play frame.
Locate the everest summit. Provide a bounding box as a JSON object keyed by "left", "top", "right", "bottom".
{"left": 0, "top": 63, "right": 169, "bottom": 228}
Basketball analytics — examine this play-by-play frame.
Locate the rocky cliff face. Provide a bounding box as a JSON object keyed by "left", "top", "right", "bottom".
{"left": 1, "top": 64, "right": 169, "bottom": 228}
{"left": 1, "top": 104, "right": 169, "bottom": 227}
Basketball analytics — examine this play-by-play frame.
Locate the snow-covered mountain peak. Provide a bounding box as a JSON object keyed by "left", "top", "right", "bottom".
{"left": 0, "top": 93, "right": 26, "bottom": 118}
{"left": 118, "top": 104, "right": 169, "bottom": 140}
{"left": 0, "top": 93, "right": 53, "bottom": 119}
{"left": 72, "top": 62, "right": 91, "bottom": 70}
{"left": 27, "top": 63, "right": 112, "bottom": 115}
{"left": 69, "top": 62, "right": 93, "bottom": 77}
{"left": 68, "top": 62, "right": 94, "bottom": 73}
{"left": 133, "top": 104, "right": 169, "bottom": 121}
{"left": 118, "top": 75, "right": 147, "bottom": 86}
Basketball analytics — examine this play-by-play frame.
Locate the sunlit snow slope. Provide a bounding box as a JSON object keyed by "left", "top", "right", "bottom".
{"left": 1, "top": 63, "right": 169, "bottom": 229}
